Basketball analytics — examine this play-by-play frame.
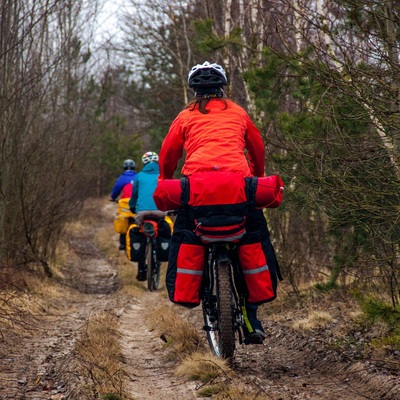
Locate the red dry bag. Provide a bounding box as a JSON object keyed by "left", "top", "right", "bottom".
{"left": 153, "top": 175, "right": 284, "bottom": 211}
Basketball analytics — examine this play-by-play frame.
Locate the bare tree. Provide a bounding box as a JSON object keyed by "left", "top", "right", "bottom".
{"left": 0, "top": 0, "right": 101, "bottom": 276}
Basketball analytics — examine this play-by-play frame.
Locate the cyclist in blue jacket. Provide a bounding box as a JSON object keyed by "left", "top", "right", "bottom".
{"left": 111, "top": 159, "right": 137, "bottom": 250}
{"left": 110, "top": 159, "right": 137, "bottom": 201}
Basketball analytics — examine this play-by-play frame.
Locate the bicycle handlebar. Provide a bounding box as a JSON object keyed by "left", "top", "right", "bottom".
{"left": 134, "top": 209, "right": 175, "bottom": 225}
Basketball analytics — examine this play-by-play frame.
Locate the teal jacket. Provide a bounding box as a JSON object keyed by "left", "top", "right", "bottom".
{"left": 129, "top": 162, "right": 159, "bottom": 212}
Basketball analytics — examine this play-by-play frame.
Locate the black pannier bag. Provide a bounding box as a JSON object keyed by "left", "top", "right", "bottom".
{"left": 156, "top": 218, "right": 172, "bottom": 261}
{"left": 126, "top": 225, "right": 146, "bottom": 262}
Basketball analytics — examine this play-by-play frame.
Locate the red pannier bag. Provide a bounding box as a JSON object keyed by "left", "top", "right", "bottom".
{"left": 238, "top": 242, "right": 276, "bottom": 304}
{"left": 166, "top": 230, "right": 206, "bottom": 307}
{"left": 238, "top": 233, "right": 277, "bottom": 303}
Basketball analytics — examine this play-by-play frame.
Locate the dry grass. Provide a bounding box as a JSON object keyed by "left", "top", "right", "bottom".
{"left": 0, "top": 266, "right": 72, "bottom": 339}
{"left": 176, "top": 352, "right": 232, "bottom": 397}
{"left": 209, "top": 384, "right": 273, "bottom": 400}
{"left": 176, "top": 352, "right": 269, "bottom": 399}
{"left": 147, "top": 303, "right": 265, "bottom": 398}
{"left": 291, "top": 310, "right": 333, "bottom": 331}
{"left": 0, "top": 289, "right": 33, "bottom": 336}
{"left": 175, "top": 351, "right": 231, "bottom": 382}
{"left": 147, "top": 304, "right": 204, "bottom": 359}
{"left": 175, "top": 351, "right": 235, "bottom": 399}
{"left": 71, "top": 311, "right": 132, "bottom": 400}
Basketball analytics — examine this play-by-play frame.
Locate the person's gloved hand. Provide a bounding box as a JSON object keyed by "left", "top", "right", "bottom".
{"left": 109, "top": 198, "right": 116, "bottom": 202}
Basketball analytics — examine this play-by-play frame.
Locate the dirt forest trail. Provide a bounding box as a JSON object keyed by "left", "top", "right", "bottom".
{"left": 117, "top": 292, "right": 200, "bottom": 399}
{"left": 0, "top": 198, "right": 399, "bottom": 400}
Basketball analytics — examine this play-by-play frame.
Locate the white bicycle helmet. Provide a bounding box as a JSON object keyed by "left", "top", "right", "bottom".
{"left": 142, "top": 151, "right": 159, "bottom": 165}
{"left": 188, "top": 61, "right": 227, "bottom": 88}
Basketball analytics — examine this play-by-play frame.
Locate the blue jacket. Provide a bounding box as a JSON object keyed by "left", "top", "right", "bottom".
{"left": 111, "top": 170, "right": 137, "bottom": 200}
{"left": 129, "top": 163, "right": 159, "bottom": 212}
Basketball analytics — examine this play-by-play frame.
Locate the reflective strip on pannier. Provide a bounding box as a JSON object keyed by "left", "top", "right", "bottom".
{"left": 177, "top": 267, "right": 203, "bottom": 275}
{"left": 242, "top": 265, "right": 269, "bottom": 275}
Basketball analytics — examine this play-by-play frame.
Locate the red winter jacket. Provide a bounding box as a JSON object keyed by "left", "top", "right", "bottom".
{"left": 159, "top": 99, "right": 265, "bottom": 179}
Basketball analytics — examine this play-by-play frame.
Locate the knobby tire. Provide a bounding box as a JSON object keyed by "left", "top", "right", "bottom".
{"left": 216, "top": 260, "right": 235, "bottom": 359}
{"left": 146, "top": 239, "right": 161, "bottom": 291}
{"left": 146, "top": 240, "right": 154, "bottom": 291}
{"left": 152, "top": 245, "right": 161, "bottom": 290}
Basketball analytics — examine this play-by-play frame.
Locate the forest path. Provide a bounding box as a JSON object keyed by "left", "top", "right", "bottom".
{"left": 0, "top": 199, "right": 399, "bottom": 399}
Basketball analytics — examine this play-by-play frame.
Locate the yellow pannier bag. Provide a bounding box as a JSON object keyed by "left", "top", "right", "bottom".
{"left": 164, "top": 215, "right": 174, "bottom": 233}
{"left": 113, "top": 198, "right": 135, "bottom": 234}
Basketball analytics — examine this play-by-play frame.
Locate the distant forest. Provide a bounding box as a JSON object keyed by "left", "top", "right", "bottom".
{"left": 1, "top": 0, "right": 399, "bottom": 307}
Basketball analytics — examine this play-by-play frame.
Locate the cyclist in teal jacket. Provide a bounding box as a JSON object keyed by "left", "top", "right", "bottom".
{"left": 129, "top": 152, "right": 160, "bottom": 213}
{"left": 129, "top": 152, "right": 161, "bottom": 281}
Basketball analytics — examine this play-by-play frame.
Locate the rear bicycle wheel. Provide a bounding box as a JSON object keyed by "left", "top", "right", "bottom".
{"left": 146, "top": 240, "right": 154, "bottom": 291}
{"left": 152, "top": 240, "right": 161, "bottom": 290}
{"left": 146, "top": 240, "right": 161, "bottom": 291}
{"left": 216, "top": 260, "right": 235, "bottom": 359}
{"left": 203, "top": 260, "right": 235, "bottom": 359}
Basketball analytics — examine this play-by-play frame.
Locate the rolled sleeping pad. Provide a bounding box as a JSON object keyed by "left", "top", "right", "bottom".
{"left": 153, "top": 175, "right": 284, "bottom": 211}
{"left": 153, "top": 179, "right": 183, "bottom": 211}
{"left": 254, "top": 175, "right": 284, "bottom": 208}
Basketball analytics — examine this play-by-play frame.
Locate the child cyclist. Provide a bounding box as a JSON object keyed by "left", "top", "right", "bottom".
{"left": 158, "top": 61, "right": 281, "bottom": 344}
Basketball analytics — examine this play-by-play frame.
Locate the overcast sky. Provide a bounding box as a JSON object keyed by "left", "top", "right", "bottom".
{"left": 96, "top": 0, "right": 126, "bottom": 41}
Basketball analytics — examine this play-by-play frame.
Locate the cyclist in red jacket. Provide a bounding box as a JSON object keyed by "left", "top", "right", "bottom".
{"left": 159, "top": 61, "right": 280, "bottom": 344}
